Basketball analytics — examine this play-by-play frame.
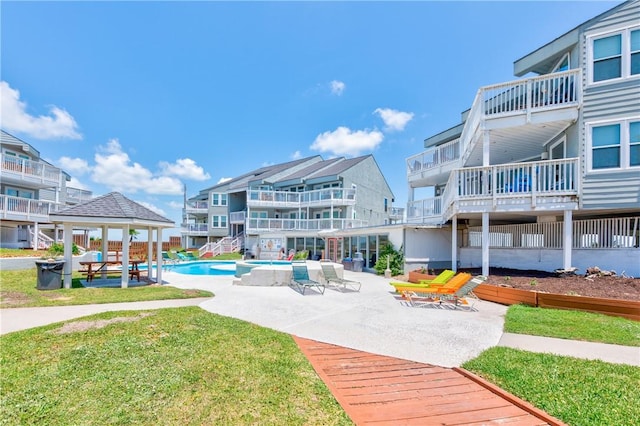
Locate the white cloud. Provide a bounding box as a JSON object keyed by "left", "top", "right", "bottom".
{"left": 0, "top": 81, "right": 82, "bottom": 140}
{"left": 374, "top": 107, "right": 414, "bottom": 131}
{"left": 310, "top": 126, "right": 384, "bottom": 157}
{"left": 159, "top": 158, "right": 211, "bottom": 181}
{"left": 291, "top": 150, "right": 302, "bottom": 160}
{"left": 330, "top": 80, "right": 345, "bottom": 96}
{"left": 58, "top": 156, "right": 90, "bottom": 176}
{"left": 217, "top": 177, "right": 232, "bottom": 184}
{"left": 91, "top": 139, "right": 184, "bottom": 195}
{"left": 167, "top": 200, "right": 183, "bottom": 209}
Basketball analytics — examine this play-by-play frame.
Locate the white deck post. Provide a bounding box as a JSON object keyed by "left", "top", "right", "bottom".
{"left": 156, "top": 228, "right": 163, "bottom": 285}
{"left": 451, "top": 215, "right": 458, "bottom": 272}
{"left": 563, "top": 210, "right": 573, "bottom": 271}
{"left": 482, "top": 212, "right": 489, "bottom": 277}
{"left": 121, "top": 225, "right": 129, "bottom": 288}
{"left": 63, "top": 223, "right": 73, "bottom": 289}
{"left": 147, "top": 226, "right": 154, "bottom": 281}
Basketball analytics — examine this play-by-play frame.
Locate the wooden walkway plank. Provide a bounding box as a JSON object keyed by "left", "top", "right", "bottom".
{"left": 294, "top": 336, "right": 567, "bottom": 426}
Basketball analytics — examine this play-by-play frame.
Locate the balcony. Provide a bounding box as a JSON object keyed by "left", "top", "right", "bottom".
{"left": 247, "top": 218, "right": 367, "bottom": 233}
{"left": 389, "top": 206, "right": 405, "bottom": 221}
{"left": 407, "top": 69, "right": 581, "bottom": 186}
{"left": 230, "top": 210, "right": 246, "bottom": 224}
{"left": 184, "top": 200, "right": 209, "bottom": 214}
{"left": 0, "top": 195, "right": 58, "bottom": 222}
{"left": 408, "top": 158, "right": 580, "bottom": 224}
{"left": 181, "top": 223, "right": 209, "bottom": 236}
{"left": 65, "top": 187, "right": 93, "bottom": 205}
{"left": 0, "top": 154, "right": 62, "bottom": 189}
{"left": 247, "top": 188, "right": 356, "bottom": 208}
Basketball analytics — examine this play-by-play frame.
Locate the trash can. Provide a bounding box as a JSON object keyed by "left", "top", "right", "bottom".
{"left": 352, "top": 252, "right": 364, "bottom": 273}
{"left": 35, "top": 260, "right": 65, "bottom": 290}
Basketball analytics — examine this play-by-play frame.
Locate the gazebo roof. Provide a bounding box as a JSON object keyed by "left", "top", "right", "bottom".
{"left": 49, "top": 191, "right": 175, "bottom": 228}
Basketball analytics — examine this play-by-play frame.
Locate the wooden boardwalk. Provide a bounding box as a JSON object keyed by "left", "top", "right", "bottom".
{"left": 294, "top": 336, "right": 565, "bottom": 425}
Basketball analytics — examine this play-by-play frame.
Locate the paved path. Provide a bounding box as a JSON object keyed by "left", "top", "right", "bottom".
{"left": 1, "top": 269, "right": 637, "bottom": 367}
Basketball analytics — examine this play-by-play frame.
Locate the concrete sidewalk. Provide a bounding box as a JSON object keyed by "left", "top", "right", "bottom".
{"left": 1, "top": 269, "right": 638, "bottom": 367}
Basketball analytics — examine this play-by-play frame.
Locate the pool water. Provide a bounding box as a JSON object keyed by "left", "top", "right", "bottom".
{"left": 172, "top": 261, "right": 236, "bottom": 275}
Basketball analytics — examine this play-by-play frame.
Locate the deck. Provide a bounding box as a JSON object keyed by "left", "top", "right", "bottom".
{"left": 294, "top": 336, "right": 565, "bottom": 425}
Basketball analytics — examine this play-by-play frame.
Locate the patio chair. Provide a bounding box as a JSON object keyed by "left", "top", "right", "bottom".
{"left": 403, "top": 275, "right": 487, "bottom": 309}
{"left": 181, "top": 251, "right": 199, "bottom": 261}
{"left": 395, "top": 272, "right": 473, "bottom": 296}
{"left": 161, "top": 251, "right": 177, "bottom": 268}
{"left": 320, "top": 261, "right": 361, "bottom": 292}
{"left": 390, "top": 269, "right": 456, "bottom": 293}
{"left": 290, "top": 261, "right": 325, "bottom": 295}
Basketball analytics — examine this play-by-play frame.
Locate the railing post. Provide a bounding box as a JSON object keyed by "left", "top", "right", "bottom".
{"left": 531, "top": 165, "right": 537, "bottom": 208}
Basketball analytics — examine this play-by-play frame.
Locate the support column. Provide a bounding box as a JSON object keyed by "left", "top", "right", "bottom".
{"left": 63, "top": 223, "right": 73, "bottom": 289}
{"left": 483, "top": 130, "right": 491, "bottom": 167}
{"left": 451, "top": 215, "right": 458, "bottom": 272}
{"left": 121, "top": 225, "right": 130, "bottom": 288}
{"left": 563, "top": 210, "right": 573, "bottom": 271}
{"left": 32, "top": 222, "right": 39, "bottom": 250}
{"left": 101, "top": 226, "right": 108, "bottom": 279}
{"left": 156, "top": 228, "right": 163, "bottom": 285}
{"left": 147, "top": 227, "right": 154, "bottom": 282}
{"left": 482, "top": 212, "right": 489, "bottom": 277}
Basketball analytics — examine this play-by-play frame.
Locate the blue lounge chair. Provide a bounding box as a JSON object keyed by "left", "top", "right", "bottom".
{"left": 290, "top": 261, "right": 325, "bottom": 295}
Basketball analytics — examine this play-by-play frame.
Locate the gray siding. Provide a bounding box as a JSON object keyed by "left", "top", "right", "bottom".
{"left": 340, "top": 156, "right": 394, "bottom": 226}
{"left": 582, "top": 172, "right": 640, "bottom": 209}
{"left": 580, "top": 0, "right": 640, "bottom": 211}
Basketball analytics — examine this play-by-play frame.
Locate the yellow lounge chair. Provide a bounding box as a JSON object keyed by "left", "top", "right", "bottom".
{"left": 390, "top": 269, "right": 456, "bottom": 292}
{"left": 394, "top": 272, "right": 472, "bottom": 296}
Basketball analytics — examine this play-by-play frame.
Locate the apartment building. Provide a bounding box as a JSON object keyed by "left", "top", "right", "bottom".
{"left": 404, "top": 0, "right": 639, "bottom": 277}
{"left": 0, "top": 130, "right": 93, "bottom": 249}
{"left": 183, "top": 154, "right": 398, "bottom": 261}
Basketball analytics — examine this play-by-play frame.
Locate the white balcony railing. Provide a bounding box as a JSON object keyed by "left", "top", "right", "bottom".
{"left": 407, "top": 138, "right": 460, "bottom": 177}
{"left": 406, "top": 197, "right": 442, "bottom": 222}
{"left": 414, "top": 158, "right": 580, "bottom": 223}
{"left": 389, "top": 206, "right": 405, "bottom": 219}
{"left": 247, "top": 218, "right": 367, "bottom": 232}
{"left": 185, "top": 200, "right": 209, "bottom": 214}
{"left": 230, "top": 210, "right": 246, "bottom": 224}
{"left": 65, "top": 187, "right": 93, "bottom": 204}
{"left": 181, "top": 223, "right": 209, "bottom": 235}
{"left": 1, "top": 153, "right": 61, "bottom": 186}
{"left": 247, "top": 188, "right": 356, "bottom": 208}
{"left": 0, "top": 195, "right": 58, "bottom": 220}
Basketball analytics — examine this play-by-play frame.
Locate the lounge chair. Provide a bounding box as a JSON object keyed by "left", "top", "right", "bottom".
{"left": 290, "top": 261, "right": 325, "bottom": 295}
{"left": 182, "top": 251, "right": 199, "bottom": 261}
{"left": 161, "top": 251, "right": 177, "bottom": 268}
{"left": 320, "top": 261, "right": 361, "bottom": 292}
{"left": 403, "top": 275, "right": 487, "bottom": 309}
{"left": 389, "top": 269, "right": 456, "bottom": 293}
{"left": 394, "top": 272, "right": 473, "bottom": 296}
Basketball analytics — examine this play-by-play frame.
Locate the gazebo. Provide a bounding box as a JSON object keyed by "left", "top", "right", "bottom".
{"left": 49, "top": 192, "right": 175, "bottom": 288}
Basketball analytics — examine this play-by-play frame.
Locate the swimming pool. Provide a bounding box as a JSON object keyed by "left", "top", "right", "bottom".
{"left": 164, "top": 261, "right": 237, "bottom": 276}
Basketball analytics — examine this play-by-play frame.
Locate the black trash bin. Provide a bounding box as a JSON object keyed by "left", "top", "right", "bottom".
{"left": 35, "top": 260, "right": 65, "bottom": 290}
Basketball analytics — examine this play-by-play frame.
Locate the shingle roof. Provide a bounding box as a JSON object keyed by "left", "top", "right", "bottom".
{"left": 50, "top": 192, "right": 174, "bottom": 224}
{"left": 305, "top": 155, "right": 370, "bottom": 179}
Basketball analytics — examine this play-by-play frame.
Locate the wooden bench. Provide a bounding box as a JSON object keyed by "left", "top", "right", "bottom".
{"left": 80, "top": 261, "right": 142, "bottom": 282}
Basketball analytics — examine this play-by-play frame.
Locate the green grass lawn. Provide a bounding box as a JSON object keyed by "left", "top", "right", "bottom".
{"left": 462, "top": 347, "right": 640, "bottom": 426}
{"left": 0, "top": 307, "right": 352, "bottom": 425}
{"left": 0, "top": 268, "right": 212, "bottom": 309}
{"left": 504, "top": 304, "right": 640, "bottom": 346}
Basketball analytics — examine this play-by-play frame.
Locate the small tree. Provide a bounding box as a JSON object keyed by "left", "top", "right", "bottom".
{"left": 374, "top": 243, "right": 404, "bottom": 276}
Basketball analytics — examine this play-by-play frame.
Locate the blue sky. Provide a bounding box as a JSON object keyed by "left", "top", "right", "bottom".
{"left": 1, "top": 1, "right": 620, "bottom": 237}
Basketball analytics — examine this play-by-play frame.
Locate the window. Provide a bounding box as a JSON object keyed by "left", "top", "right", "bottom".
{"left": 592, "top": 124, "right": 620, "bottom": 169}
{"left": 553, "top": 54, "right": 570, "bottom": 73}
{"left": 593, "top": 34, "right": 621, "bottom": 81}
{"left": 589, "top": 119, "right": 640, "bottom": 171}
{"left": 211, "top": 193, "right": 227, "bottom": 206}
{"left": 5, "top": 188, "right": 34, "bottom": 199}
{"left": 211, "top": 215, "right": 227, "bottom": 228}
{"left": 589, "top": 27, "right": 640, "bottom": 83}
{"left": 384, "top": 198, "right": 388, "bottom": 212}
{"left": 632, "top": 29, "right": 640, "bottom": 75}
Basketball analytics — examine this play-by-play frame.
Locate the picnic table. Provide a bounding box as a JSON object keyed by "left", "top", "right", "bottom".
{"left": 79, "top": 260, "right": 143, "bottom": 282}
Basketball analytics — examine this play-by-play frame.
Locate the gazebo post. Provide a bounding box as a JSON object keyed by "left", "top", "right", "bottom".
{"left": 156, "top": 227, "right": 163, "bottom": 284}
{"left": 63, "top": 223, "right": 73, "bottom": 289}
{"left": 121, "top": 225, "right": 130, "bottom": 288}
{"left": 147, "top": 226, "right": 154, "bottom": 282}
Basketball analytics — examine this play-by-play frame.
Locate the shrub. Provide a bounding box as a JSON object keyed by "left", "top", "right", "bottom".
{"left": 47, "top": 242, "right": 80, "bottom": 257}
{"left": 374, "top": 243, "right": 404, "bottom": 276}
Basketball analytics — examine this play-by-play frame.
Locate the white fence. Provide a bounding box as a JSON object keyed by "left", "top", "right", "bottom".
{"left": 464, "top": 216, "right": 640, "bottom": 249}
